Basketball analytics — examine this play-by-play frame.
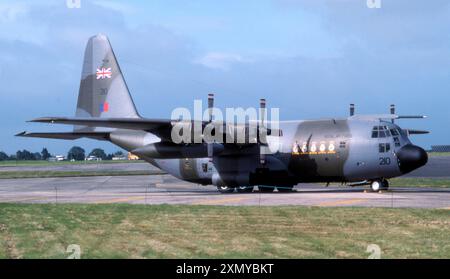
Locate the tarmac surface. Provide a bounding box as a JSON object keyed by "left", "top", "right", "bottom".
{"left": 0, "top": 156, "right": 449, "bottom": 208}
{"left": 0, "top": 162, "right": 150, "bottom": 172}
{"left": 0, "top": 174, "right": 449, "bottom": 208}
{"left": 1, "top": 155, "right": 448, "bottom": 177}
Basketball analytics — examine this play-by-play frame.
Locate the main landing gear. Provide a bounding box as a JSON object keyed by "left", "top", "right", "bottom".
{"left": 216, "top": 186, "right": 255, "bottom": 193}
{"left": 236, "top": 186, "right": 254, "bottom": 193}
{"left": 216, "top": 185, "right": 294, "bottom": 193}
{"left": 370, "top": 179, "right": 389, "bottom": 192}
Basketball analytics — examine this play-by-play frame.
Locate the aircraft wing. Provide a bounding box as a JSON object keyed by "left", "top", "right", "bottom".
{"left": 26, "top": 117, "right": 277, "bottom": 144}
{"left": 16, "top": 131, "right": 110, "bottom": 141}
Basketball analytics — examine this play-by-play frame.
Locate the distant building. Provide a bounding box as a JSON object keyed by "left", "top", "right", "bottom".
{"left": 85, "top": 155, "right": 102, "bottom": 161}
{"left": 48, "top": 155, "right": 65, "bottom": 162}
{"left": 128, "top": 152, "right": 140, "bottom": 160}
{"left": 430, "top": 145, "right": 450, "bottom": 152}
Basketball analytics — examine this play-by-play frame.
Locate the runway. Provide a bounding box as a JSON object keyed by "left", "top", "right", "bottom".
{"left": 0, "top": 155, "right": 448, "bottom": 177}
{"left": 0, "top": 174, "right": 449, "bottom": 208}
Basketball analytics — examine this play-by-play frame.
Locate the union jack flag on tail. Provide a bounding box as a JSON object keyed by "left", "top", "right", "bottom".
{"left": 96, "top": 67, "right": 112, "bottom": 79}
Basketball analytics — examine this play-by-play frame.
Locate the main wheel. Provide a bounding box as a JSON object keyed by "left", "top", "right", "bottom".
{"left": 277, "top": 186, "right": 294, "bottom": 192}
{"left": 217, "top": 185, "right": 235, "bottom": 194}
{"left": 258, "top": 185, "right": 275, "bottom": 193}
{"left": 236, "top": 186, "right": 253, "bottom": 193}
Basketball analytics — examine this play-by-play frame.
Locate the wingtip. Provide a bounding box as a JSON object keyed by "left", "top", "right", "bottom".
{"left": 28, "top": 117, "right": 55, "bottom": 123}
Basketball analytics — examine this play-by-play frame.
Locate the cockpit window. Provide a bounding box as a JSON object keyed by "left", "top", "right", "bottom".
{"left": 399, "top": 129, "right": 408, "bottom": 137}
{"left": 371, "top": 126, "right": 379, "bottom": 138}
{"left": 371, "top": 126, "right": 391, "bottom": 138}
{"left": 390, "top": 128, "right": 399, "bottom": 136}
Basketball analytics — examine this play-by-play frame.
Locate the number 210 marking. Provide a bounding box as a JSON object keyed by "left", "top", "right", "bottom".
{"left": 379, "top": 157, "right": 391, "bottom": 165}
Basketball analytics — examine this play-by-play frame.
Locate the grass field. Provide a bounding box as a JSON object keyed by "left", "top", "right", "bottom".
{"left": 389, "top": 178, "right": 450, "bottom": 188}
{"left": 428, "top": 152, "right": 450, "bottom": 157}
{"left": 0, "top": 170, "right": 164, "bottom": 179}
{"left": 0, "top": 160, "right": 145, "bottom": 167}
{"left": 0, "top": 204, "right": 448, "bottom": 259}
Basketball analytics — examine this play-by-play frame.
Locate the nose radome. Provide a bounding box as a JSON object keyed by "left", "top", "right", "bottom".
{"left": 397, "top": 144, "right": 428, "bottom": 174}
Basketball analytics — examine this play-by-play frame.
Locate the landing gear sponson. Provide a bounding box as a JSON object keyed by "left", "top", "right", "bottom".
{"left": 216, "top": 185, "right": 294, "bottom": 193}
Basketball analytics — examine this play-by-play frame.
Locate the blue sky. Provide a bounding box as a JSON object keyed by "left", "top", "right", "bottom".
{"left": 0, "top": 0, "right": 449, "bottom": 155}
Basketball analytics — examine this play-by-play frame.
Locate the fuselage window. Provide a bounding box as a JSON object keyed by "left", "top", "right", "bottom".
{"left": 393, "top": 137, "right": 400, "bottom": 147}
{"left": 379, "top": 143, "right": 391, "bottom": 153}
{"left": 202, "top": 163, "right": 208, "bottom": 173}
{"left": 339, "top": 141, "right": 346, "bottom": 148}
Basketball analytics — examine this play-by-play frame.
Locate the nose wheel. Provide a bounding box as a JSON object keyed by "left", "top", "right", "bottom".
{"left": 217, "top": 185, "right": 235, "bottom": 193}
{"left": 370, "top": 179, "right": 389, "bottom": 192}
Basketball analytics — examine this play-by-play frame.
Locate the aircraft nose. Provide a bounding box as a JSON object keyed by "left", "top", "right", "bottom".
{"left": 397, "top": 144, "right": 428, "bottom": 174}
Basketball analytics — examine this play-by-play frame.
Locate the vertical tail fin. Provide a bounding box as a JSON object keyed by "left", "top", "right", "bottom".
{"left": 75, "top": 34, "right": 140, "bottom": 131}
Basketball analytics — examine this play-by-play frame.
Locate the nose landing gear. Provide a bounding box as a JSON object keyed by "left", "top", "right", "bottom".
{"left": 370, "top": 179, "right": 389, "bottom": 192}
{"left": 216, "top": 185, "right": 235, "bottom": 194}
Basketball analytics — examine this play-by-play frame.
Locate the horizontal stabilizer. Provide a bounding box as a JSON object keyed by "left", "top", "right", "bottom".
{"left": 29, "top": 117, "right": 172, "bottom": 130}
{"left": 15, "top": 131, "right": 110, "bottom": 141}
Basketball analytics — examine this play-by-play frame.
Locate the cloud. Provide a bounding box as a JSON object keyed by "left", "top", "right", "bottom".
{"left": 92, "top": 0, "right": 137, "bottom": 15}
{"left": 0, "top": 2, "right": 28, "bottom": 23}
{"left": 1, "top": 0, "right": 449, "bottom": 154}
{"left": 0, "top": 1, "right": 200, "bottom": 154}
{"left": 194, "top": 52, "right": 245, "bottom": 71}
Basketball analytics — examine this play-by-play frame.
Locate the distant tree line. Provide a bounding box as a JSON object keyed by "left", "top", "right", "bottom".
{"left": 0, "top": 147, "right": 126, "bottom": 161}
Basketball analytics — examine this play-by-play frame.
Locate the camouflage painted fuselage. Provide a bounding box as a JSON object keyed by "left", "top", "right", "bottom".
{"left": 110, "top": 117, "right": 416, "bottom": 187}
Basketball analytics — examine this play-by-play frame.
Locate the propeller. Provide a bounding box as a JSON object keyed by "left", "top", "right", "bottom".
{"left": 207, "top": 93, "right": 214, "bottom": 162}
{"left": 260, "top": 98, "right": 266, "bottom": 165}
{"left": 390, "top": 104, "right": 395, "bottom": 123}
{"left": 350, "top": 104, "right": 355, "bottom": 116}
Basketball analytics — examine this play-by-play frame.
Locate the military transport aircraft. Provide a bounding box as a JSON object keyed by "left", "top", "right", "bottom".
{"left": 17, "top": 34, "right": 429, "bottom": 193}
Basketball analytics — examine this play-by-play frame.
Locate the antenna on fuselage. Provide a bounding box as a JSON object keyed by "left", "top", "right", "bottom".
{"left": 350, "top": 104, "right": 355, "bottom": 116}
{"left": 207, "top": 93, "right": 214, "bottom": 162}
